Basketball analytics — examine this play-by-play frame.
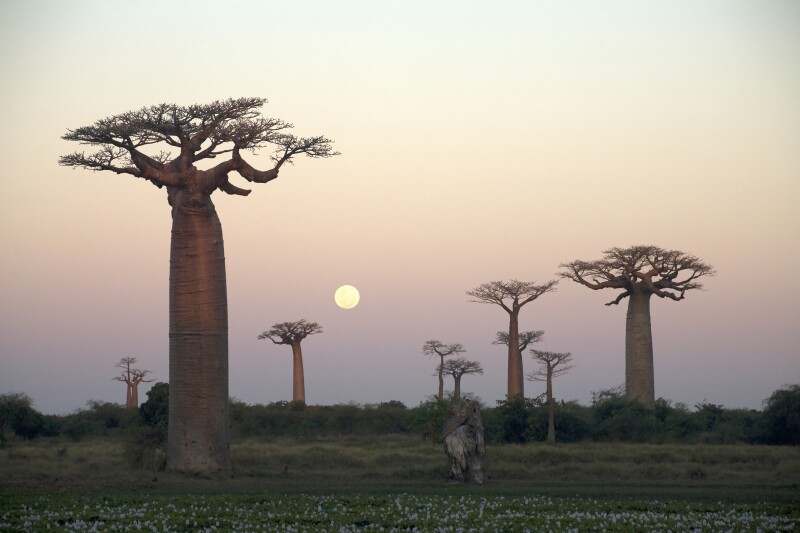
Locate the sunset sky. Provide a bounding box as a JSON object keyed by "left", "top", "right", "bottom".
{"left": 1, "top": 1, "right": 798, "bottom": 415}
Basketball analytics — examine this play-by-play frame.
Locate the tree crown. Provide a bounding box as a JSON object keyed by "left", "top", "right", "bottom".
{"left": 494, "top": 330, "right": 544, "bottom": 351}
{"left": 422, "top": 340, "right": 466, "bottom": 358}
{"left": 258, "top": 319, "right": 323, "bottom": 345}
{"left": 467, "top": 279, "right": 558, "bottom": 314}
{"left": 527, "top": 350, "right": 574, "bottom": 381}
{"left": 439, "top": 357, "right": 484, "bottom": 378}
{"left": 559, "top": 245, "right": 715, "bottom": 306}
{"left": 60, "top": 97, "right": 338, "bottom": 197}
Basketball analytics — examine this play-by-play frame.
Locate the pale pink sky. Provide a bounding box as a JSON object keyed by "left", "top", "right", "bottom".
{"left": 1, "top": 1, "right": 798, "bottom": 414}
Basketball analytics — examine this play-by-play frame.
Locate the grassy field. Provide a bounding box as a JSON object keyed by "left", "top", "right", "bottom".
{"left": 1, "top": 435, "right": 798, "bottom": 530}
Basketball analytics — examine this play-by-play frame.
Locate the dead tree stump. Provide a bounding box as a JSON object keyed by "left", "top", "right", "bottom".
{"left": 441, "top": 400, "right": 486, "bottom": 484}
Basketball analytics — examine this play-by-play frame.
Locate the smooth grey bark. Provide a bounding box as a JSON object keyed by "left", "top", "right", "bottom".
{"left": 625, "top": 290, "right": 654, "bottom": 410}
{"left": 167, "top": 191, "right": 231, "bottom": 476}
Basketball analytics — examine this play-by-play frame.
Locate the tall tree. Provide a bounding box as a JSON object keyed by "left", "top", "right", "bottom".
{"left": 112, "top": 357, "right": 154, "bottom": 408}
{"left": 528, "top": 350, "right": 573, "bottom": 443}
{"left": 258, "top": 319, "right": 323, "bottom": 404}
{"left": 60, "top": 98, "right": 337, "bottom": 476}
{"left": 560, "top": 245, "right": 714, "bottom": 410}
{"left": 423, "top": 340, "right": 466, "bottom": 401}
{"left": 440, "top": 357, "right": 484, "bottom": 401}
{"left": 467, "top": 280, "right": 557, "bottom": 398}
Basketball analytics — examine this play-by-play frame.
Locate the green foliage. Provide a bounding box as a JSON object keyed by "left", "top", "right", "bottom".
{"left": 0, "top": 392, "right": 44, "bottom": 444}
{"left": 58, "top": 400, "right": 135, "bottom": 442}
{"left": 139, "top": 382, "right": 169, "bottom": 431}
{"left": 409, "top": 398, "right": 449, "bottom": 443}
{"left": 124, "top": 382, "right": 169, "bottom": 470}
{"left": 591, "top": 386, "right": 656, "bottom": 442}
{"left": 762, "top": 384, "right": 800, "bottom": 445}
{"left": 486, "top": 395, "right": 544, "bottom": 444}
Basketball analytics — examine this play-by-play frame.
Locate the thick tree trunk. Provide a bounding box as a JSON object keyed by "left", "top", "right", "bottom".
{"left": 125, "top": 383, "right": 133, "bottom": 408}
{"left": 507, "top": 310, "right": 524, "bottom": 398}
{"left": 167, "top": 193, "right": 232, "bottom": 476}
{"left": 291, "top": 341, "right": 306, "bottom": 404}
{"left": 625, "top": 290, "right": 655, "bottom": 410}
{"left": 131, "top": 385, "right": 139, "bottom": 409}
{"left": 453, "top": 375, "right": 462, "bottom": 401}
{"left": 546, "top": 368, "right": 555, "bottom": 443}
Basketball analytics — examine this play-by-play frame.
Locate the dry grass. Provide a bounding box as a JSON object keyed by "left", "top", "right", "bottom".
{"left": 1, "top": 435, "right": 798, "bottom": 499}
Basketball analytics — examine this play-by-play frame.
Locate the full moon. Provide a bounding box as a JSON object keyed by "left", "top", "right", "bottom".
{"left": 334, "top": 285, "right": 360, "bottom": 309}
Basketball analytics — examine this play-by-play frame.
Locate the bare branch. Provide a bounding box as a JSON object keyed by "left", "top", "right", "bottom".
{"left": 494, "top": 330, "right": 544, "bottom": 351}
{"left": 561, "top": 245, "right": 715, "bottom": 305}
{"left": 467, "top": 279, "right": 557, "bottom": 313}
{"left": 258, "top": 319, "right": 323, "bottom": 345}
{"left": 439, "top": 357, "right": 484, "bottom": 379}
{"left": 527, "top": 350, "right": 574, "bottom": 381}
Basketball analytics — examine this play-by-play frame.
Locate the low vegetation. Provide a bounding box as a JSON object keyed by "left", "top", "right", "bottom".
{"left": 2, "top": 384, "right": 798, "bottom": 529}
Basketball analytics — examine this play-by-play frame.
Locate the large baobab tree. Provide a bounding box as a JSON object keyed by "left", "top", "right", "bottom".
{"left": 60, "top": 98, "right": 337, "bottom": 476}
{"left": 440, "top": 357, "right": 484, "bottom": 401}
{"left": 112, "top": 357, "right": 154, "bottom": 408}
{"left": 528, "top": 350, "right": 573, "bottom": 443}
{"left": 560, "top": 245, "right": 714, "bottom": 410}
{"left": 423, "top": 340, "right": 466, "bottom": 401}
{"left": 467, "top": 280, "right": 558, "bottom": 398}
{"left": 258, "top": 319, "right": 323, "bottom": 404}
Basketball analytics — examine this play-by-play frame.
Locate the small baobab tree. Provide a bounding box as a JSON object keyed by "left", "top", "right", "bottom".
{"left": 494, "top": 330, "right": 544, "bottom": 353}
{"left": 60, "top": 97, "right": 338, "bottom": 476}
{"left": 467, "top": 279, "right": 557, "bottom": 398}
{"left": 528, "top": 350, "right": 573, "bottom": 443}
{"left": 440, "top": 357, "right": 484, "bottom": 401}
{"left": 560, "top": 245, "right": 714, "bottom": 410}
{"left": 423, "top": 340, "right": 466, "bottom": 401}
{"left": 113, "top": 357, "right": 154, "bottom": 408}
{"left": 258, "top": 319, "right": 323, "bottom": 404}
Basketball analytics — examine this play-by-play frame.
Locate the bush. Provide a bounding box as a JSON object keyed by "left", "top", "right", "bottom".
{"left": 591, "top": 387, "right": 655, "bottom": 442}
{"left": 762, "top": 384, "right": 800, "bottom": 445}
{"left": 0, "top": 392, "right": 45, "bottom": 445}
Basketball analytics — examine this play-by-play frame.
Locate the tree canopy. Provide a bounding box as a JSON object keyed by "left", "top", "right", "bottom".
{"left": 60, "top": 97, "right": 338, "bottom": 197}
{"left": 559, "top": 245, "right": 715, "bottom": 306}
{"left": 258, "top": 320, "right": 323, "bottom": 346}
{"left": 467, "top": 279, "right": 558, "bottom": 313}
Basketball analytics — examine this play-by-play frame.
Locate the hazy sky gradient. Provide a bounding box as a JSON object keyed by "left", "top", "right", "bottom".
{"left": 1, "top": 1, "right": 798, "bottom": 414}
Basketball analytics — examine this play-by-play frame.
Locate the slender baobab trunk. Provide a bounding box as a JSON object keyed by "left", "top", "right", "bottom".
{"left": 131, "top": 384, "right": 140, "bottom": 408}
{"left": 125, "top": 384, "right": 134, "bottom": 408}
{"left": 167, "top": 192, "right": 232, "bottom": 476}
{"left": 625, "top": 290, "right": 655, "bottom": 410}
{"left": 546, "top": 367, "right": 555, "bottom": 443}
{"left": 438, "top": 355, "right": 445, "bottom": 401}
{"left": 507, "top": 310, "right": 524, "bottom": 398}
{"left": 291, "top": 341, "right": 306, "bottom": 404}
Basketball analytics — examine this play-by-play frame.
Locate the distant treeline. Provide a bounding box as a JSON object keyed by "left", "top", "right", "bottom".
{"left": 1, "top": 384, "right": 798, "bottom": 449}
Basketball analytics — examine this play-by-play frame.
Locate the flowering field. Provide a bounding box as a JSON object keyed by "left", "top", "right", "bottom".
{"left": 2, "top": 492, "right": 797, "bottom": 532}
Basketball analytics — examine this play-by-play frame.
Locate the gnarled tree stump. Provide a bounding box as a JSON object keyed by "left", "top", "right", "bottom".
{"left": 442, "top": 400, "right": 486, "bottom": 484}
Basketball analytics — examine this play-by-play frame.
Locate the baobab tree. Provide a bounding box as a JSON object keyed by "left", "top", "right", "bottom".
{"left": 560, "top": 245, "right": 714, "bottom": 410}
{"left": 467, "top": 279, "right": 558, "bottom": 398}
{"left": 112, "top": 357, "right": 154, "bottom": 408}
{"left": 440, "top": 357, "right": 484, "bottom": 401}
{"left": 528, "top": 350, "right": 574, "bottom": 443}
{"left": 60, "top": 98, "right": 337, "bottom": 476}
{"left": 258, "top": 319, "right": 323, "bottom": 404}
{"left": 423, "top": 340, "right": 466, "bottom": 401}
{"left": 494, "top": 330, "right": 544, "bottom": 353}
